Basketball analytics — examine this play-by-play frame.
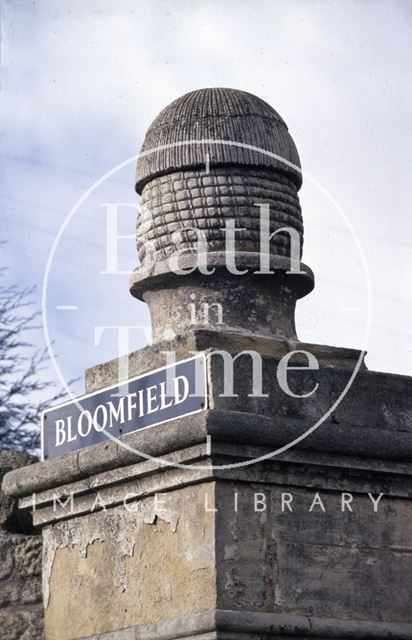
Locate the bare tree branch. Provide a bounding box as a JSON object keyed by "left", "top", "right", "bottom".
{"left": 0, "top": 258, "right": 72, "bottom": 453}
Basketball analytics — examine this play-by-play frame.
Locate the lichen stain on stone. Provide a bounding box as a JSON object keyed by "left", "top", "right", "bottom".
{"left": 224, "top": 544, "right": 238, "bottom": 560}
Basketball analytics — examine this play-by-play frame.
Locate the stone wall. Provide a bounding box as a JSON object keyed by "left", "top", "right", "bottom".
{"left": 0, "top": 451, "right": 44, "bottom": 640}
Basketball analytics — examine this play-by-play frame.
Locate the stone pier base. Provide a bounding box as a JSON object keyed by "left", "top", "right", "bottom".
{"left": 3, "top": 333, "right": 412, "bottom": 639}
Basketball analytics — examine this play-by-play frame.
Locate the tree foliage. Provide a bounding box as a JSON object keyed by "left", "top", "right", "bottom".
{"left": 0, "top": 276, "right": 64, "bottom": 453}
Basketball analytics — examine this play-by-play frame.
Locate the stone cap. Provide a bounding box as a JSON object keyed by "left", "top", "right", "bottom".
{"left": 3, "top": 336, "right": 412, "bottom": 508}
{"left": 135, "top": 88, "right": 302, "bottom": 193}
{"left": 129, "top": 253, "right": 315, "bottom": 302}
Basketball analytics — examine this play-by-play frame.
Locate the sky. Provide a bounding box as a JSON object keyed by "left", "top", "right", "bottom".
{"left": 1, "top": 0, "right": 412, "bottom": 401}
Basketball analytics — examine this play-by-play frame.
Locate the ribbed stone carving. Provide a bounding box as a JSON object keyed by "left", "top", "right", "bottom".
{"left": 135, "top": 88, "right": 305, "bottom": 270}
{"left": 131, "top": 88, "right": 314, "bottom": 341}
{"left": 135, "top": 87, "right": 302, "bottom": 193}
{"left": 137, "top": 167, "right": 303, "bottom": 262}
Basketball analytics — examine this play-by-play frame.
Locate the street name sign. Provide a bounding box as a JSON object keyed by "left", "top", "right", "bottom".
{"left": 41, "top": 354, "right": 207, "bottom": 460}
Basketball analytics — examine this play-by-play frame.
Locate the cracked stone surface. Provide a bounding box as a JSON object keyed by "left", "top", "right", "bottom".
{"left": 43, "top": 484, "right": 215, "bottom": 640}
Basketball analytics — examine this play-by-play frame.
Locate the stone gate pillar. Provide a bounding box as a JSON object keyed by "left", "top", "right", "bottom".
{"left": 3, "top": 88, "right": 412, "bottom": 640}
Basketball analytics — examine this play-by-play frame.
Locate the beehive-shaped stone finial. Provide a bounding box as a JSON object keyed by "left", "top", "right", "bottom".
{"left": 130, "top": 88, "right": 314, "bottom": 342}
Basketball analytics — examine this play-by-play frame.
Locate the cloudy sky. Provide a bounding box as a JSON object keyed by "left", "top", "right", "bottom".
{"left": 2, "top": 0, "right": 411, "bottom": 399}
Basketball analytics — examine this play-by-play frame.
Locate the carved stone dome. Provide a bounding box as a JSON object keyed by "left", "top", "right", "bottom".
{"left": 135, "top": 88, "right": 302, "bottom": 193}
{"left": 131, "top": 88, "right": 313, "bottom": 341}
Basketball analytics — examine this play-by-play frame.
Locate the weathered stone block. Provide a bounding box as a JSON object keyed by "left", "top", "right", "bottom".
{"left": 43, "top": 483, "right": 216, "bottom": 640}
